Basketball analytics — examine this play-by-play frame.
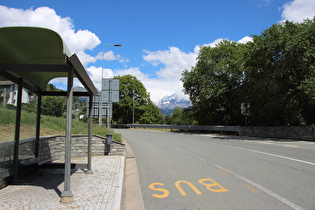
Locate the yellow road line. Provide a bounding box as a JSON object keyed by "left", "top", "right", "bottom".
{"left": 259, "top": 142, "right": 273, "bottom": 144}
{"left": 284, "top": 145, "right": 300, "bottom": 148}
{"left": 217, "top": 169, "right": 230, "bottom": 176}
{"left": 242, "top": 183, "right": 260, "bottom": 193}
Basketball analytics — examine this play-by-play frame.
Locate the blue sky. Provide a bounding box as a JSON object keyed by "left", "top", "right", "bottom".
{"left": 0, "top": 0, "right": 314, "bottom": 103}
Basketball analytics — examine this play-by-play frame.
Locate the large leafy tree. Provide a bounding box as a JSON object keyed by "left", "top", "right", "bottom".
{"left": 113, "top": 75, "right": 163, "bottom": 124}
{"left": 244, "top": 18, "right": 315, "bottom": 125}
{"left": 181, "top": 40, "right": 247, "bottom": 125}
{"left": 182, "top": 18, "right": 315, "bottom": 126}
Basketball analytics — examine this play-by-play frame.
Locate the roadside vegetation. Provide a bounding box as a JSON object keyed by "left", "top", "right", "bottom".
{"left": 181, "top": 18, "right": 315, "bottom": 126}
{"left": 0, "top": 107, "right": 122, "bottom": 143}
{"left": 113, "top": 75, "right": 164, "bottom": 124}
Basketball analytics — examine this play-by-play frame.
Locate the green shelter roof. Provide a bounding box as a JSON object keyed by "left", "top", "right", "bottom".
{"left": 0, "top": 26, "right": 97, "bottom": 95}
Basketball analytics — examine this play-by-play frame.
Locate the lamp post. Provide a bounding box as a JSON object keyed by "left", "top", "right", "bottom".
{"left": 132, "top": 77, "right": 135, "bottom": 124}
{"left": 99, "top": 44, "right": 122, "bottom": 127}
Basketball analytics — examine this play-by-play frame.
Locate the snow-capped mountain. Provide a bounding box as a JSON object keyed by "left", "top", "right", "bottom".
{"left": 158, "top": 94, "right": 191, "bottom": 115}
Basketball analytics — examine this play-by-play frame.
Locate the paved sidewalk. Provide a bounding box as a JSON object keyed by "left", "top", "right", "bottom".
{"left": 0, "top": 155, "right": 125, "bottom": 210}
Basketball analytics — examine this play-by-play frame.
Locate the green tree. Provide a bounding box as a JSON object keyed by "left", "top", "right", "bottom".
{"left": 113, "top": 75, "right": 163, "bottom": 124}
{"left": 181, "top": 40, "right": 247, "bottom": 125}
{"left": 41, "top": 84, "right": 66, "bottom": 117}
{"left": 168, "top": 107, "right": 197, "bottom": 125}
{"left": 138, "top": 100, "right": 163, "bottom": 124}
{"left": 244, "top": 18, "right": 315, "bottom": 125}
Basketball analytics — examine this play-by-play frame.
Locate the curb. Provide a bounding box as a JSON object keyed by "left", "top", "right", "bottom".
{"left": 112, "top": 156, "right": 125, "bottom": 210}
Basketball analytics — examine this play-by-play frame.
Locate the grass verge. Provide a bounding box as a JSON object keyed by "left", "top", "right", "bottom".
{"left": 0, "top": 107, "right": 122, "bottom": 143}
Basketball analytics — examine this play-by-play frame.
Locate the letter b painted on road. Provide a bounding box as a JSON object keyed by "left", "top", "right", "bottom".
{"left": 199, "top": 178, "right": 228, "bottom": 192}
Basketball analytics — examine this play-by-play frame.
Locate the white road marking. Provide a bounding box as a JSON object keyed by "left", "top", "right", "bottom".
{"left": 221, "top": 144, "right": 315, "bottom": 166}
{"left": 155, "top": 140, "right": 305, "bottom": 210}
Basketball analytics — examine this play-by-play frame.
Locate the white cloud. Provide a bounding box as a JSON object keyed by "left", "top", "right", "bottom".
{"left": 95, "top": 51, "right": 122, "bottom": 61}
{"left": 86, "top": 66, "right": 114, "bottom": 90}
{"left": 108, "top": 37, "right": 251, "bottom": 104}
{"left": 142, "top": 47, "right": 197, "bottom": 102}
{"left": 281, "top": 0, "right": 315, "bottom": 22}
{"left": 0, "top": 6, "right": 101, "bottom": 66}
{"left": 77, "top": 51, "right": 98, "bottom": 66}
{"left": 194, "top": 38, "right": 226, "bottom": 53}
{"left": 115, "top": 67, "right": 147, "bottom": 79}
{"left": 144, "top": 47, "right": 197, "bottom": 79}
{"left": 238, "top": 36, "right": 253, "bottom": 44}
{"left": 111, "top": 67, "right": 183, "bottom": 104}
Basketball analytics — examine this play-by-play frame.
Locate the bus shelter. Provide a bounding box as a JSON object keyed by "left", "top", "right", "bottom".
{"left": 0, "top": 26, "right": 98, "bottom": 203}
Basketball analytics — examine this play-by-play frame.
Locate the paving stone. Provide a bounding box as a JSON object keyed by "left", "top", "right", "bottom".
{"left": 0, "top": 155, "right": 125, "bottom": 210}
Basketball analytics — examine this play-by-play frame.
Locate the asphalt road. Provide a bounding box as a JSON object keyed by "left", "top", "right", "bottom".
{"left": 115, "top": 129, "right": 315, "bottom": 210}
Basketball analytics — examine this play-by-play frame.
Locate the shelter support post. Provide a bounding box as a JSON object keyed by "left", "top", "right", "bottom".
{"left": 13, "top": 78, "right": 23, "bottom": 182}
{"left": 60, "top": 67, "right": 74, "bottom": 204}
{"left": 35, "top": 92, "right": 41, "bottom": 158}
{"left": 86, "top": 95, "right": 93, "bottom": 174}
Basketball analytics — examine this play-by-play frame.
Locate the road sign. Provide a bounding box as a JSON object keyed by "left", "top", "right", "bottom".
{"left": 102, "top": 91, "right": 119, "bottom": 103}
{"left": 87, "top": 99, "right": 112, "bottom": 118}
{"left": 241, "top": 103, "right": 250, "bottom": 116}
{"left": 110, "top": 79, "right": 119, "bottom": 91}
{"left": 101, "top": 79, "right": 119, "bottom": 102}
{"left": 102, "top": 79, "right": 110, "bottom": 91}
{"left": 102, "top": 79, "right": 119, "bottom": 91}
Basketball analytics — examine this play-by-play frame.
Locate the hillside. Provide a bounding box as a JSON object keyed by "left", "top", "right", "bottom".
{"left": 0, "top": 108, "right": 121, "bottom": 143}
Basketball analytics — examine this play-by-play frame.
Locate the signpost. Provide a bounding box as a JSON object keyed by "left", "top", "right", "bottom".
{"left": 241, "top": 103, "right": 250, "bottom": 116}
{"left": 241, "top": 103, "right": 250, "bottom": 126}
{"left": 102, "top": 79, "right": 119, "bottom": 145}
{"left": 88, "top": 79, "right": 119, "bottom": 147}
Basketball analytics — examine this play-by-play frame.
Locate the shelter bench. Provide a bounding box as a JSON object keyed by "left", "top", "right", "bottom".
{"left": 20, "top": 158, "right": 52, "bottom": 166}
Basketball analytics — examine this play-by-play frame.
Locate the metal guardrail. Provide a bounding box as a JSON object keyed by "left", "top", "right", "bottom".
{"left": 115, "top": 124, "right": 239, "bottom": 133}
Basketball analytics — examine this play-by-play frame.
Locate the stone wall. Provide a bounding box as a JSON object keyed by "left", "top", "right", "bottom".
{"left": 239, "top": 126, "right": 315, "bottom": 141}
{"left": 0, "top": 135, "right": 125, "bottom": 185}
{"left": 36, "top": 135, "right": 125, "bottom": 161}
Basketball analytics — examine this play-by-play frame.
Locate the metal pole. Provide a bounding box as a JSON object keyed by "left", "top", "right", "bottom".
{"left": 61, "top": 67, "right": 74, "bottom": 203}
{"left": 3, "top": 87, "right": 6, "bottom": 107}
{"left": 35, "top": 91, "right": 42, "bottom": 158}
{"left": 133, "top": 78, "right": 135, "bottom": 124}
{"left": 99, "top": 44, "right": 122, "bottom": 127}
{"left": 106, "top": 81, "right": 112, "bottom": 153}
{"left": 13, "top": 78, "right": 23, "bottom": 182}
{"left": 99, "top": 45, "right": 105, "bottom": 127}
{"left": 108, "top": 80, "right": 111, "bottom": 135}
{"left": 86, "top": 95, "right": 93, "bottom": 174}
{"left": 99, "top": 90, "right": 102, "bottom": 127}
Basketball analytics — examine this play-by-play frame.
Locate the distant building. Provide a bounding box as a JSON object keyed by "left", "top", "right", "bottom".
{"left": 0, "top": 81, "right": 32, "bottom": 107}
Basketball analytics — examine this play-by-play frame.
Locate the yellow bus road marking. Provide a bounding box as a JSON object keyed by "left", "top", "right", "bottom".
{"left": 259, "top": 142, "right": 273, "bottom": 144}
{"left": 217, "top": 169, "right": 230, "bottom": 176}
{"left": 175, "top": 180, "right": 202, "bottom": 196}
{"left": 242, "top": 183, "right": 261, "bottom": 193}
{"left": 149, "top": 183, "right": 170, "bottom": 199}
{"left": 149, "top": 178, "right": 228, "bottom": 198}
{"left": 285, "top": 145, "right": 300, "bottom": 148}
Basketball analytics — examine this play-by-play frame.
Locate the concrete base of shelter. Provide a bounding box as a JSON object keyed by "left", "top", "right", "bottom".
{"left": 60, "top": 195, "right": 74, "bottom": 204}
{"left": 85, "top": 170, "right": 93, "bottom": 174}
{"left": 60, "top": 190, "right": 74, "bottom": 204}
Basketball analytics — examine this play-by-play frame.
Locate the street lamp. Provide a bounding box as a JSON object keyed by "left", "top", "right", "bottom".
{"left": 132, "top": 77, "right": 135, "bottom": 124}
{"left": 99, "top": 44, "right": 122, "bottom": 127}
